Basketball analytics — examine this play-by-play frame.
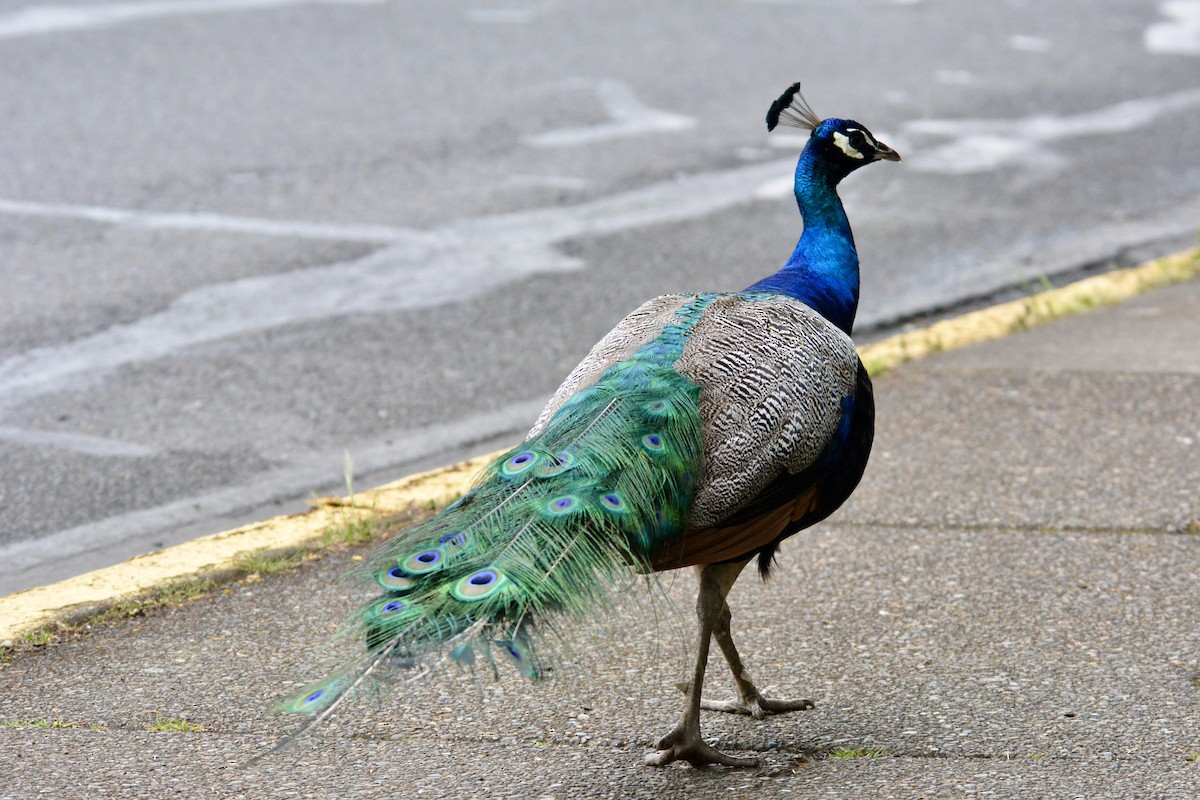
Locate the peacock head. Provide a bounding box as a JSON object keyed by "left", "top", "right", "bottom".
{"left": 766, "top": 82, "right": 900, "bottom": 181}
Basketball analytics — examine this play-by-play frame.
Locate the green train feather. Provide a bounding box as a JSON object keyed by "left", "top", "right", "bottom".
{"left": 276, "top": 350, "right": 704, "bottom": 717}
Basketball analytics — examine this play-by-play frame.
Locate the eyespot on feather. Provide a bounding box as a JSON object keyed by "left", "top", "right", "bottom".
{"left": 376, "top": 565, "right": 416, "bottom": 591}
{"left": 642, "top": 398, "right": 672, "bottom": 417}
{"left": 368, "top": 596, "right": 422, "bottom": 624}
{"left": 274, "top": 674, "right": 348, "bottom": 715}
{"left": 451, "top": 569, "right": 512, "bottom": 602}
{"left": 401, "top": 548, "right": 444, "bottom": 574}
{"left": 541, "top": 493, "right": 585, "bottom": 517}
{"left": 500, "top": 450, "right": 540, "bottom": 477}
{"left": 599, "top": 492, "right": 627, "bottom": 513}
{"left": 379, "top": 599, "right": 406, "bottom": 616}
{"left": 641, "top": 433, "right": 666, "bottom": 453}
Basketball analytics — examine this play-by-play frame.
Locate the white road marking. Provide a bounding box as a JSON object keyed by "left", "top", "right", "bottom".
{"left": 0, "top": 425, "right": 156, "bottom": 457}
{"left": 933, "top": 69, "right": 975, "bottom": 86}
{"left": 0, "top": 0, "right": 382, "bottom": 38}
{"left": 1008, "top": 34, "right": 1051, "bottom": 52}
{"left": 0, "top": 157, "right": 791, "bottom": 409}
{"left": 1145, "top": 0, "right": 1200, "bottom": 55}
{"left": 503, "top": 174, "right": 591, "bottom": 191}
{"left": 524, "top": 79, "right": 697, "bottom": 148}
{"left": 0, "top": 199, "right": 433, "bottom": 245}
{"left": 465, "top": 6, "right": 543, "bottom": 24}
{"left": 904, "top": 88, "right": 1200, "bottom": 173}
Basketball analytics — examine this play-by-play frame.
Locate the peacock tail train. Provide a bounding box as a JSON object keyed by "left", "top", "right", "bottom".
{"left": 276, "top": 296, "right": 722, "bottom": 718}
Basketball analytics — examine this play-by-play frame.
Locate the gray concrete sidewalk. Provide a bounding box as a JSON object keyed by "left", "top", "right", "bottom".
{"left": 1, "top": 281, "right": 1198, "bottom": 799}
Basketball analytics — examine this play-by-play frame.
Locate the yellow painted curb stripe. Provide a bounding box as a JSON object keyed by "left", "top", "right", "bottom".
{"left": 0, "top": 451, "right": 504, "bottom": 641}
{"left": 859, "top": 246, "right": 1200, "bottom": 376}
{"left": 2, "top": 246, "right": 1197, "bottom": 642}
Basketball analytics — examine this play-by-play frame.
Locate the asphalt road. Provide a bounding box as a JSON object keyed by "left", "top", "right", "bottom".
{"left": 2, "top": 281, "right": 1197, "bottom": 797}
{"left": 1, "top": 0, "right": 1198, "bottom": 593}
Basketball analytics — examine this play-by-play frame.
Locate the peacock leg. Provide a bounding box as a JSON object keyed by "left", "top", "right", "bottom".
{"left": 699, "top": 597, "right": 815, "bottom": 718}
{"left": 645, "top": 560, "right": 759, "bottom": 768}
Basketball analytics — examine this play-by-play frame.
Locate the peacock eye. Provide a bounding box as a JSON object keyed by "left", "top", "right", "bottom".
{"left": 848, "top": 130, "right": 867, "bottom": 150}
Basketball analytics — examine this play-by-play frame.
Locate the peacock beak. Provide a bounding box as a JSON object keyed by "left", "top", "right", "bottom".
{"left": 874, "top": 142, "right": 902, "bottom": 162}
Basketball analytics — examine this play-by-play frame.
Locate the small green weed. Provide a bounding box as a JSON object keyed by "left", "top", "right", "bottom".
{"left": 2, "top": 717, "right": 78, "bottom": 729}
{"left": 106, "top": 577, "right": 218, "bottom": 620}
{"left": 154, "top": 577, "right": 217, "bottom": 603}
{"left": 238, "top": 550, "right": 304, "bottom": 577}
{"left": 147, "top": 716, "right": 206, "bottom": 733}
{"left": 20, "top": 628, "right": 59, "bottom": 648}
{"left": 323, "top": 514, "right": 378, "bottom": 548}
{"left": 320, "top": 450, "right": 382, "bottom": 547}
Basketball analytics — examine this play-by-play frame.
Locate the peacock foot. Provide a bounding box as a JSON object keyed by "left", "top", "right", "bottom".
{"left": 643, "top": 726, "right": 760, "bottom": 769}
{"left": 700, "top": 693, "right": 815, "bottom": 720}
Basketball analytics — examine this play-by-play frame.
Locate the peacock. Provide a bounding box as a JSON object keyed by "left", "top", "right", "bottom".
{"left": 274, "top": 82, "right": 899, "bottom": 768}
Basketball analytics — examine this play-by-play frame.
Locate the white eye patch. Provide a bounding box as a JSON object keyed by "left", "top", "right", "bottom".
{"left": 832, "top": 131, "right": 865, "bottom": 159}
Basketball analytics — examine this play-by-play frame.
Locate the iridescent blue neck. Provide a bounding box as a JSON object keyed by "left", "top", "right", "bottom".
{"left": 744, "top": 146, "right": 860, "bottom": 335}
